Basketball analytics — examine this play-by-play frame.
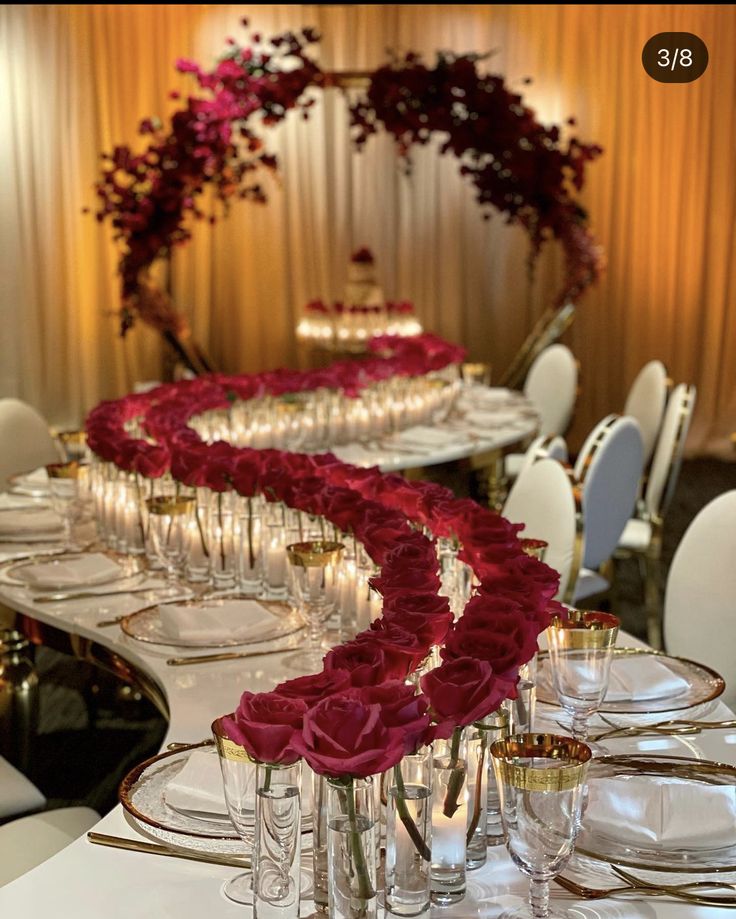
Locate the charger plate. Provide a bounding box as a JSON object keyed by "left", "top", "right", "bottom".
{"left": 537, "top": 647, "right": 724, "bottom": 714}
{"left": 3, "top": 552, "right": 144, "bottom": 591}
{"left": 120, "top": 742, "right": 312, "bottom": 857}
{"left": 120, "top": 595, "right": 303, "bottom": 648}
{"left": 577, "top": 754, "right": 736, "bottom": 873}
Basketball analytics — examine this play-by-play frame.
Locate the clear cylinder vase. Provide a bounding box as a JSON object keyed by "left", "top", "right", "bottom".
{"left": 327, "top": 776, "right": 378, "bottom": 919}
{"left": 465, "top": 728, "right": 489, "bottom": 870}
{"left": 483, "top": 709, "right": 510, "bottom": 847}
{"left": 504, "top": 656, "right": 537, "bottom": 735}
{"left": 430, "top": 728, "right": 468, "bottom": 906}
{"left": 312, "top": 772, "right": 329, "bottom": 914}
{"left": 385, "top": 751, "right": 433, "bottom": 917}
{"left": 238, "top": 497, "right": 263, "bottom": 594}
{"left": 253, "top": 761, "right": 302, "bottom": 919}
{"left": 209, "top": 491, "right": 239, "bottom": 592}
{"left": 185, "top": 486, "right": 211, "bottom": 583}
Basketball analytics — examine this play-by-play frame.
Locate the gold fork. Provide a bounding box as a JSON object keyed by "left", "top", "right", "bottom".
{"left": 554, "top": 871, "right": 736, "bottom": 903}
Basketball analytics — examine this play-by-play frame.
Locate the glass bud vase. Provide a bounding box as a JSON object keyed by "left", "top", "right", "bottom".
{"left": 465, "top": 727, "right": 489, "bottom": 870}
{"left": 312, "top": 772, "right": 329, "bottom": 914}
{"left": 253, "top": 761, "right": 302, "bottom": 919}
{"left": 385, "top": 751, "right": 433, "bottom": 917}
{"left": 483, "top": 709, "right": 510, "bottom": 847}
{"left": 430, "top": 728, "right": 468, "bottom": 906}
{"left": 327, "top": 776, "right": 378, "bottom": 919}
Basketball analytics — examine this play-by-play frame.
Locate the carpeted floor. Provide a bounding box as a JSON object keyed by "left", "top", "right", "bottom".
{"left": 16, "top": 458, "right": 736, "bottom": 816}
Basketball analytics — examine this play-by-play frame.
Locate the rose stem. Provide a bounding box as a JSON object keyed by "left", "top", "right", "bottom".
{"left": 194, "top": 492, "right": 209, "bottom": 558}
{"left": 247, "top": 496, "right": 255, "bottom": 570}
{"left": 393, "top": 765, "right": 431, "bottom": 861}
{"left": 442, "top": 726, "right": 465, "bottom": 818}
{"left": 345, "top": 778, "right": 375, "bottom": 903}
{"left": 466, "top": 732, "right": 486, "bottom": 842}
{"left": 217, "top": 491, "right": 225, "bottom": 570}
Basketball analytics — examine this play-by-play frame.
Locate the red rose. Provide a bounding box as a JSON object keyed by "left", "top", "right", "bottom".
{"left": 220, "top": 691, "right": 307, "bottom": 765}
{"left": 421, "top": 657, "right": 515, "bottom": 732}
{"left": 291, "top": 692, "right": 410, "bottom": 778}
{"left": 323, "top": 638, "right": 411, "bottom": 686}
{"left": 273, "top": 668, "right": 353, "bottom": 705}
{"left": 381, "top": 593, "right": 453, "bottom": 646}
{"left": 502, "top": 554, "right": 560, "bottom": 602}
{"left": 129, "top": 443, "right": 170, "bottom": 479}
{"left": 363, "top": 621, "right": 430, "bottom": 673}
{"left": 442, "top": 596, "right": 540, "bottom": 675}
{"left": 342, "top": 681, "right": 432, "bottom": 753}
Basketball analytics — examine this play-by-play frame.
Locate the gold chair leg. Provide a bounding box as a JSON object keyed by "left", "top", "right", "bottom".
{"left": 478, "top": 450, "right": 507, "bottom": 512}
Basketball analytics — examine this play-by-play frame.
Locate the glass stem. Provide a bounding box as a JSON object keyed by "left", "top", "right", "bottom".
{"left": 571, "top": 711, "right": 589, "bottom": 741}
{"left": 529, "top": 877, "right": 550, "bottom": 918}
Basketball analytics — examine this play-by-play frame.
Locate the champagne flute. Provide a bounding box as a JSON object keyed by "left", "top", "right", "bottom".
{"left": 212, "top": 717, "right": 257, "bottom": 905}
{"left": 546, "top": 608, "right": 619, "bottom": 742}
{"left": 491, "top": 733, "right": 591, "bottom": 919}
{"left": 283, "top": 540, "right": 343, "bottom": 672}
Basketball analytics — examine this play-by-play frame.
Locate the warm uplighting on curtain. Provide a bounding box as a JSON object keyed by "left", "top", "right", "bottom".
{"left": 1, "top": 4, "right": 735, "bottom": 455}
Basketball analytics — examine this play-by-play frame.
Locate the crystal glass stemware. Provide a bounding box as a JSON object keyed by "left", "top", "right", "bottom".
{"left": 546, "top": 609, "right": 620, "bottom": 741}
{"left": 213, "top": 717, "right": 257, "bottom": 905}
{"left": 283, "top": 540, "right": 343, "bottom": 672}
{"left": 143, "top": 495, "right": 195, "bottom": 583}
{"left": 46, "top": 461, "right": 83, "bottom": 550}
{"left": 491, "top": 733, "right": 591, "bottom": 919}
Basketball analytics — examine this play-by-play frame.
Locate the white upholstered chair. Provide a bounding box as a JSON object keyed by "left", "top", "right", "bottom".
{"left": 623, "top": 360, "right": 670, "bottom": 468}
{"left": 502, "top": 458, "right": 583, "bottom": 603}
{"left": 0, "top": 805, "right": 99, "bottom": 887}
{"left": 0, "top": 755, "right": 46, "bottom": 821}
{"left": 616, "top": 383, "right": 697, "bottom": 647}
{"left": 503, "top": 345, "right": 577, "bottom": 484}
{"left": 573, "top": 415, "right": 644, "bottom": 604}
{"left": 0, "top": 398, "right": 64, "bottom": 490}
{"left": 664, "top": 490, "right": 736, "bottom": 710}
{"left": 504, "top": 433, "right": 568, "bottom": 483}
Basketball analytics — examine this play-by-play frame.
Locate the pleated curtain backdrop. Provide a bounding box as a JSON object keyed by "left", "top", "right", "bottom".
{"left": 1, "top": 4, "right": 735, "bottom": 455}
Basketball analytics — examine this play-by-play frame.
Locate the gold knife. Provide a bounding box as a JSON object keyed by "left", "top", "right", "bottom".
{"left": 35, "top": 585, "right": 187, "bottom": 603}
{"left": 87, "top": 832, "right": 250, "bottom": 868}
{"left": 167, "top": 645, "right": 297, "bottom": 666}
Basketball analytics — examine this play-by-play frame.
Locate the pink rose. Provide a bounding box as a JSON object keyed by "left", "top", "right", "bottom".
{"left": 220, "top": 691, "right": 307, "bottom": 765}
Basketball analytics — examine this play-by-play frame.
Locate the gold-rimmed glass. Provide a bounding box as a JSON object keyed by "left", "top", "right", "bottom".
{"left": 546, "top": 609, "right": 619, "bottom": 741}
{"left": 461, "top": 362, "right": 492, "bottom": 386}
{"left": 212, "top": 716, "right": 257, "bottom": 905}
{"left": 143, "top": 495, "right": 195, "bottom": 582}
{"left": 491, "top": 733, "right": 591, "bottom": 919}
{"left": 520, "top": 539, "right": 548, "bottom": 562}
{"left": 284, "top": 540, "right": 343, "bottom": 672}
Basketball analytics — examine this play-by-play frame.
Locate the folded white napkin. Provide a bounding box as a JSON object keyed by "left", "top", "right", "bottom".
{"left": 604, "top": 656, "right": 690, "bottom": 702}
{"left": 19, "top": 467, "right": 48, "bottom": 484}
{"left": 0, "top": 509, "right": 62, "bottom": 536}
{"left": 584, "top": 775, "right": 736, "bottom": 848}
{"left": 158, "top": 598, "right": 273, "bottom": 643}
{"left": 22, "top": 553, "right": 122, "bottom": 588}
{"left": 165, "top": 749, "right": 233, "bottom": 817}
{"left": 0, "top": 494, "right": 49, "bottom": 511}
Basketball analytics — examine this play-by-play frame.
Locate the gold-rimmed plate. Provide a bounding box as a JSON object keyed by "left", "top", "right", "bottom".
{"left": 119, "top": 742, "right": 312, "bottom": 856}
{"left": 3, "top": 552, "right": 144, "bottom": 592}
{"left": 120, "top": 595, "right": 303, "bottom": 648}
{"left": 577, "top": 754, "right": 736, "bottom": 873}
{"left": 537, "top": 648, "right": 724, "bottom": 714}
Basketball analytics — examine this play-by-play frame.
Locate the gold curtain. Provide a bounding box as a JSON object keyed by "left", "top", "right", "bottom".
{"left": 2, "top": 4, "right": 735, "bottom": 455}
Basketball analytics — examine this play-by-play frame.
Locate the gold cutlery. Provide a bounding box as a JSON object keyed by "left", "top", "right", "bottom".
{"left": 87, "top": 832, "right": 249, "bottom": 868}
{"left": 167, "top": 644, "right": 298, "bottom": 666}
{"left": 34, "top": 584, "right": 179, "bottom": 603}
{"left": 590, "top": 716, "right": 736, "bottom": 741}
{"left": 555, "top": 871, "right": 736, "bottom": 903}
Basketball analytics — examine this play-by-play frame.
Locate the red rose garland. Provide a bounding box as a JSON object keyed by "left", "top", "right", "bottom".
{"left": 86, "top": 334, "right": 559, "bottom": 776}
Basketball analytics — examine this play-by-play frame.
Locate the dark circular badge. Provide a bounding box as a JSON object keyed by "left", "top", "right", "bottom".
{"left": 642, "top": 32, "right": 708, "bottom": 83}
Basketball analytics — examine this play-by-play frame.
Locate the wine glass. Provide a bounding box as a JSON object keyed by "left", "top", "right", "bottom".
{"left": 546, "top": 608, "right": 619, "bottom": 742}
{"left": 46, "top": 461, "right": 84, "bottom": 550}
{"left": 491, "top": 733, "right": 591, "bottom": 919}
{"left": 284, "top": 540, "right": 343, "bottom": 672}
{"left": 212, "top": 717, "right": 257, "bottom": 905}
{"left": 143, "top": 495, "right": 195, "bottom": 583}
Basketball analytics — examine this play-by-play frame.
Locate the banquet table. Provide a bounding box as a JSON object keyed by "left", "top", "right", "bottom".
{"left": 0, "top": 564, "right": 734, "bottom": 918}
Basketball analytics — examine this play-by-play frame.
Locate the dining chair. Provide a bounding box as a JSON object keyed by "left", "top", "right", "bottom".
{"left": 572, "top": 415, "right": 644, "bottom": 605}
{"left": 0, "top": 755, "right": 46, "bottom": 821}
{"left": 664, "top": 490, "right": 736, "bottom": 710}
{"left": 623, "top": 360, "right": 670, "bottom": 468}
{"left": 0, "top": 398, "right": 64, "bottom": 490}
{"left": 523, "top": 344, "right": 579, "bottom": 437}
{"left": 0, "top": 805, "right": 99, "bottom": 886}
{"left": 616, "top": 383, "right": 697, "bottom": 648}
{"left": 502, "top": 457, "right": 584, "bottom": 603}
{"left": 504, "top": 433, "right": 568, "bottom": 483}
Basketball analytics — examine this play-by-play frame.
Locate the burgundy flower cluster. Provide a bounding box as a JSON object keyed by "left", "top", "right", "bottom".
{"left": 86, "top": 335, "right": 558, "bottom": 777}
{"left": 92, "top": 23, "right": 322, "bottom": 334}
{"left": 350, "top": 51, "right": 604, "bottom": 307}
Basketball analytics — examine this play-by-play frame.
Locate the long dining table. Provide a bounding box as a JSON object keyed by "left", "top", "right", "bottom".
{"left": 0, "top": 560, "right": 734, "bottom": 918}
